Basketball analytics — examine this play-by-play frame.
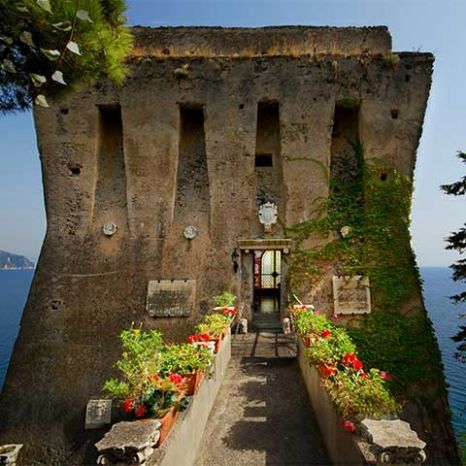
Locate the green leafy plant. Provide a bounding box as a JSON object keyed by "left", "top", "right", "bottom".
{"left": 196, "top": 313, "right": 230, "bottom": 338}
{"left": 287, "top": 145, "right": 445, "bottom": 400}
{"left": 103, "top": 326, "right": 187, "bottom": 419}
{"left": 294, "top": 311, "right": 330, "bottom": 336}
{"left": 324, "top": 369, "right": 400, "bottom": 419}
{"left": 213, "top": 291, "right": 236, "bottom": 308}
{"left": 159, "top": 343, "right": 212, "bottom": 377}
{"left": 306, "top": 328, "right": 356, "bottom": 365}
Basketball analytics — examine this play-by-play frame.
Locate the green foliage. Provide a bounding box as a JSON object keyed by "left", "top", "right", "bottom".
{"left": 293, "top": 308, "right": 398, "bottom": 419}
{"left": 196, "top": 313, "right": 230, "bottom": 338}
{"left": 213, "top": 291, "right": 236, "bottom": 308}
{"left": 158, "top": 343, "right": 213, "bottom": 377}
{"left": 287, "top": 145, "right": 445, "bottom": 397}
{"left": 0, "top": 0, "right": 133, "bottom": 112}
{"left": 294, "top": 310, "right": 330, "bottom": 336}
{"left": 306, "top": 328, "right": 356, "bottom": 365}
{"left": 325, "top": 369, "right": 400, "bottom": 419}
{"left": 459, "top": 432, "right": 466, "bottom": 466}
{"left": 103, "top": 326, "right": 204, "bottom": 418}
{"left": 441, "top": 151, "right": 466, "bottom": 304}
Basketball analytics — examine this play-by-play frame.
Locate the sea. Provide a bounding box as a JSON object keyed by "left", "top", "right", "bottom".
{"left": 0, "top": 267, "right": 465, "bottom": 437}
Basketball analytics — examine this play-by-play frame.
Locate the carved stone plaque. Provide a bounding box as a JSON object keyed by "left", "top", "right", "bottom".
{"left": 146, "top": 280, "right": 196, "bottom": 317}
{"left": 85, "top": 399, "right": 112, "bottom": 430}
{"left": 333, "top": 275, "right": 371, "bottom": 315}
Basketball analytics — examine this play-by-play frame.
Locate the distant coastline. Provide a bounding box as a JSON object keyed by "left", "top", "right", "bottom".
{"left": 0, "top": 250, "right": 35, "bottom": 271}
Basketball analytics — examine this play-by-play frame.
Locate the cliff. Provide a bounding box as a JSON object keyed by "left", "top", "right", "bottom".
{"left": 0, "top": 250, "right": 34, "bottom": 270}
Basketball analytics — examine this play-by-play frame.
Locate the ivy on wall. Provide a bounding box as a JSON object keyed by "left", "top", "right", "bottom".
{"left": 286, "top": 145, "right": 445, "bottom": 396}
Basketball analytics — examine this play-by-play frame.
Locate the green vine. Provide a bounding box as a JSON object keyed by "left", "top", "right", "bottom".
{"left": 286, "top": 144, "right": 444, "bottom": 396}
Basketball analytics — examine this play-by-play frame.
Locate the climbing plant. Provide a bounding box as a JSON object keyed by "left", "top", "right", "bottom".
{"left": 286, "top": 145, "right": 444, "bottom": 394}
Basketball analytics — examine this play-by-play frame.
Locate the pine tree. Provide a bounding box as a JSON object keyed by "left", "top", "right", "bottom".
{"left": 441, "top": 151, "right": 466, "bottom": 361}
{"left": 0, "top": 0, "right": 133, "bottom": 112}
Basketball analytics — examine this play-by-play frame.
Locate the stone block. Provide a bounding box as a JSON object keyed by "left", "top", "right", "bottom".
{"left": 95, "top": 420, "right": 161, "bottom": 465}
{"left": 85, "top": 399, "right": 112, "bottom": 430}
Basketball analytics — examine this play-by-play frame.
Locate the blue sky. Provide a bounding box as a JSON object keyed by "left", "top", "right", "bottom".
{"left": 0, "top": 0, "right": 465, "bottom": 265}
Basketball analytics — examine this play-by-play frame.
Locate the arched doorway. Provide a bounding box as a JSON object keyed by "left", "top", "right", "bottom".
{"left": 253, "top": 250, "right": 281, "bottom": 317}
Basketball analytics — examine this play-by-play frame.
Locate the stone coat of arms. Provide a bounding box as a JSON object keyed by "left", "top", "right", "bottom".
{"left": 258, "top": 202, "right": 278, "bottom": 232}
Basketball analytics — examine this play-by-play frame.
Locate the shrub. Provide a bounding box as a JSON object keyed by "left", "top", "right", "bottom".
{"left": 159, "top": 343, "right": 212, "bottom": 377}
{"left": 294, "top": 310, "right": 330, "bottom": 335}
{"left": 306, "top": 328, "right": 356, "bottom": 364}
{"left": 213, "top": 291, "right": 236, "bottom": 308}
{"left": 324, "top": 369, "right": 400, "bottom": 419}
{"left": 196, "top": 313, "right": 230, "bottom": 338}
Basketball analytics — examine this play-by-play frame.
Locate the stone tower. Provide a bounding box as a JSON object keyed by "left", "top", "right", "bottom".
{"left": 0, "top": 27, "right": 457, "bottom": 464}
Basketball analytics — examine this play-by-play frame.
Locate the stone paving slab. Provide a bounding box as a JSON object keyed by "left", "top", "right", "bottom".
{"left": 195, "top": 332, "right": 330, "bottom": 465}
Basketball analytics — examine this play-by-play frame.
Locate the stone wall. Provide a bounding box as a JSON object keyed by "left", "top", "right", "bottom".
{"left": 0, "top": 27, "right": 439, "bottom": 465}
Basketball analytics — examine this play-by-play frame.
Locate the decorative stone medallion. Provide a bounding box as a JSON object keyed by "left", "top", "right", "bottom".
{"left": 258, "top": 202, "right": 278, "bottom": 232}
{"left": 85, "top": 399, "right": 112, "bottom": 430}
{"left": 183, "top": 225, "right": 198, "bottom": 240}
{"left": 333, "top": 275, "right": 371, "bottom": 315}
{"left": 146, "top": 280, "right": 196, "bottom": 317}
{"left": 102, "top": 222, "right": 117, "bottom": 236}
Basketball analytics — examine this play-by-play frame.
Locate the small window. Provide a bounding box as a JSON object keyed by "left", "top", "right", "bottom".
{"left": 255, "top": 153, "right": 273, "bottom": 167}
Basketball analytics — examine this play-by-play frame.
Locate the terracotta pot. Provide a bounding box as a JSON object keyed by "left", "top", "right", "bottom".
{"left": 157, "top": 408, "right": 179, "bottom": 446}
{"left": 183, "top": 371, "right": 205, "bottom": 395}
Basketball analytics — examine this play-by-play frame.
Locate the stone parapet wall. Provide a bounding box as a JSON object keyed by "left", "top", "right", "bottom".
{"left": 132, "top": 26, "right": 392, "bottom": 58}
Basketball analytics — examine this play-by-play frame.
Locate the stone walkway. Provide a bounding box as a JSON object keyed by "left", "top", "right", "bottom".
{"left": 195, "top": 332, "right": 330, "bottom": 465}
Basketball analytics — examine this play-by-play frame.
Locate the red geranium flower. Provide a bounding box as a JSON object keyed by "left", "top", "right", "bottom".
{"left": 359, "top": 370, "right": 367, "bottom": 379}
{"left": 135, "top": 404, "right": 147, "bottom": 418}
{"left": 169, "top": 373, "right": 183, "bottom": 386}
{"left": 121, "top": 398, "right": 134, "bottom": 414}
{"left": 320, "top": 363, "right": 337, "bottom": 377}
{"left": 380, "top": 371, "right": 390, "bottom": 381}
{"left": 352, "top": 359, "right": 363, "bottom": 371}
{"left": 342, "top": 419, "right": 356, "bottom": 433}
{"left": 320, "top": 329, "right": 332, "bottom": 338}
{"left": 343, "top": 353, "right": 357, "bottom": 366}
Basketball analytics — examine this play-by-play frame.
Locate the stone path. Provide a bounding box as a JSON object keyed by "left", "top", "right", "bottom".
{"left": 195, "top": 332, "right": 330, "bottom": 465}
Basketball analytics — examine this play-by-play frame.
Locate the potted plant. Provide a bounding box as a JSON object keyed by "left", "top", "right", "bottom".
{"left": 196, "top": 314, "right": 230, "bottom": 353}
{"left": 161, "top": 343, "right": 213, "bottom": 395}
{"left": 213, "top": 291, "right": 236, "bottom": 310}
{"left": 187, "top": 332, "right": 216, "bottom": 354}
{"left": 102, "top": 326, "right": 188, "bottom": 445}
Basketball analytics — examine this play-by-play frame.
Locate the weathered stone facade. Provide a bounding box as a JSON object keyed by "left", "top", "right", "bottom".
{"left": 0, "top": 27, "right": 456, "bottom": 465}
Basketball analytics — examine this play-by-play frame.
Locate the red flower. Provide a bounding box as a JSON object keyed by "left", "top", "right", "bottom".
{"left": 188, "top": 333, "right": 211, "bottom": 344}
{"left": 121, "top": 398, "right": 134, "bottom": 413}
{"left": 359, "top": 370, "right": 367, "bottom": 379}
{"left": 319, "top": 363, "right": 337, "bottom": 377}
{"left": 149, "top": 373, "right": 160, "bottom": 382}
{"left": 320, "top": 329, "right": 332, "bottom": 338}
{"left": 169, "top": 373, "right": 183, "bottom": 386}
{"left": 380, "top": 371, "right": 390, "bottom": 381}
{"left": 352, "top": 359, "right": 363, "bottom": 371}
{"left": 135, "top": 404, "right": 147, "bottom": 418}
{"left": 343, "top": 353, "right": 357, "bottom": 366}
{"left": 342, "top": 419, "right": 356, "bottom": 433}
